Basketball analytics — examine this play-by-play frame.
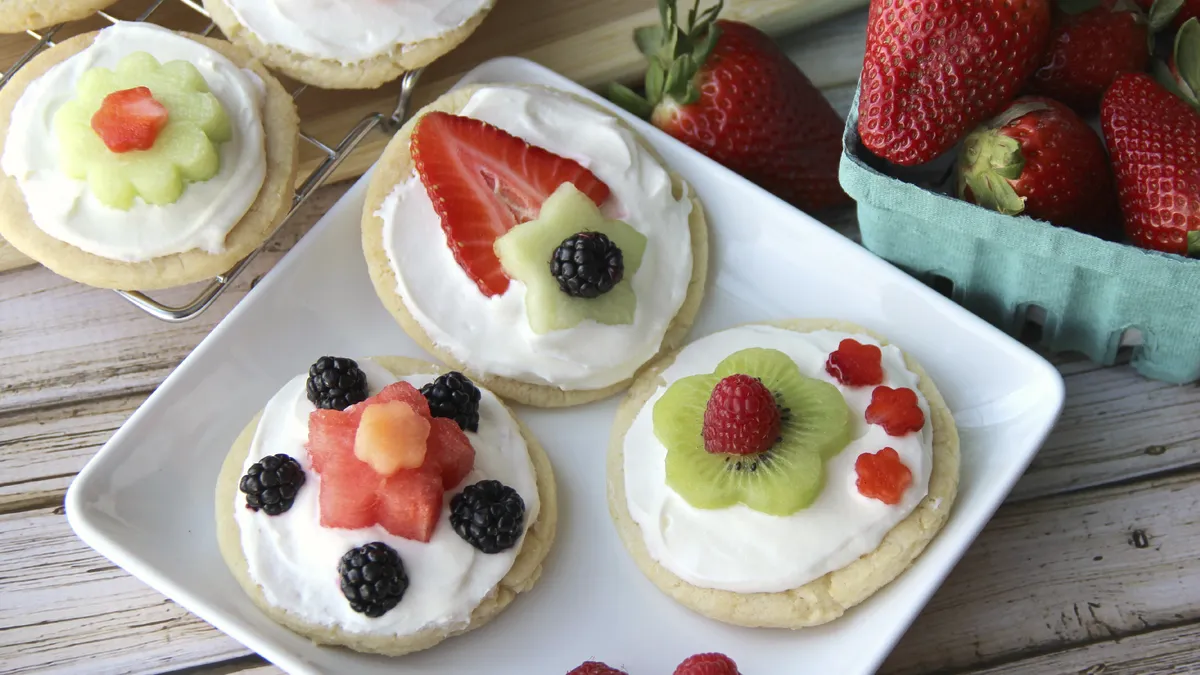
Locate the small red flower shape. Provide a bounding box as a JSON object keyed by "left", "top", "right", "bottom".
{"left": 825, "top": 338, "right": 884, "bottom": 386}
{"left": 865, "top": 386, "right": 925, "bottom": 436}
{"left": 855, "top": 448, "right": 913, "bottom": 505}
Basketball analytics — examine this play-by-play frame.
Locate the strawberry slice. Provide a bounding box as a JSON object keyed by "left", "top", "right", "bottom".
{"left": 90, "top": 86, "right": 169, "bottom": 153}
{"left": 410, "top": 111, "right": 612, "bottom": 297}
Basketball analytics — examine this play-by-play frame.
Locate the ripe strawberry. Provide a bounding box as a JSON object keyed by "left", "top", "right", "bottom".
{"left": 1101, "top": 72, "right": 1200, "bottom": 254}
{"left": 607, "top": 1, "right": 849, "bottom": 212}
{"left": 1026, "top": 1, "right": 1149, "bottom": 113}
{"left": 410, "top": 112, "right": 611, "bottom": 297}
{"left": 865, "top": 386, "right": 925, "bottom": 436}
{"left": 566, "top": 663, "right": 627, "bottom": 675}
{"left": 702, "top": 374, "right": 781, "bottom": 456}
{"left": 825, "top": 338, "right": 884, "bottom": 387}
{"left": 674, "top": 652, "right": 741, "bottom": 675}
{"left": 90, "top": 86, "right": 168, "bottom": 153}
{"left": 956, "top": 97, "right": 1120, "bottom": 236}
{"left": 855, "top": 447, "right": 913, "bottom": 505}
{"left": 858, "top": 0, "right": 1052, "bottom": 166}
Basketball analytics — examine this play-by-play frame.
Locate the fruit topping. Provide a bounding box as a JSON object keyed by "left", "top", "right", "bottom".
{"left": 824, "top": 338, "right": 884, "bottom": 387}
{"left": 702, "top": 374, "right": 782, "bottom": 456}
{"left": 354, "top": 401, "right": 430, "bottom": 475}
{"left": 90, "top": 87, "right": 168, "bottom": 153}
{"left": 855, "top": 447, "right": 913, "bottom": 505}
{"left": 494, "top": 183, "right": 646, "bottom": 334}
{"left": 567, "top": 663, "right": 628, "bottom": 675}
{"left": 306, "top": 356, "right": 369, "bottom": 411}
{"left": 674, "top": 652, "right": 742, "bottom": 675}
{"left": 551, "top": 231, "right": 625, "bottom": 299}
{"left": 53, "top": 51, "right": 233, "bottom": 210}
{"left": 420, "top": 371, "right": 482, "bottom": 432}
{"left": 410, "top": 111, "right": 611, "bottom": 297}
{"left": 865, "top": 386, "right": 926, "bottom": 436}
{"left": 307, "top": 381, "right": 475, "bottom": 542}
{"left": 239, "top": 453, "right": 305, "bottom": 516}
{"left": 450, "top": 479, "right": 526, "bottom": 554}
{"left": 653, "top": 348, "right": 851, "bottom": 515}
{"left": 338, "top": 542, "right": 408, "bottom": 618}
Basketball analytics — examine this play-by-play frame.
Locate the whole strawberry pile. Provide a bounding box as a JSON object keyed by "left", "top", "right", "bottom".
{"left": 858, "top": 0, "right": 1200, "bottom": 257}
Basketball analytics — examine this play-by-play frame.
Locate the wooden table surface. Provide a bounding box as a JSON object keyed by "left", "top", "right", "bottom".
{"left": 3, "top": 8, "right": 1200, "bottom": 675}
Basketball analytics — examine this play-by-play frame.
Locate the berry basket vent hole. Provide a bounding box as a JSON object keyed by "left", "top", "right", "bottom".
{"left": 1116, "top": 327, "right": 1144, "bottom": 363}
{"left": 927, "top": 274, "right": 955, "bottom": 299}
{"left": 1017, "top": 304, "right": 1047, "bottom": 345}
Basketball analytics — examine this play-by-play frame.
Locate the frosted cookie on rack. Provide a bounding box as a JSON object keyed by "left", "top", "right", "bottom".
{"left": 608, "top": 319, "right": 960, "bottom": 628}
{"left": 362, "top": 84, "right": 708, "bottom": 408}
{"left": 0, "top": 0, "right": 117, "bottom": 33}
{"left": 216, "top": 355, "right": 556, "bottom": 655}
{"left": 0, "top": 22, "right": 299, "bottom": 290}
{"left": 203, "top": 0, "right": 496, "bottom": 90}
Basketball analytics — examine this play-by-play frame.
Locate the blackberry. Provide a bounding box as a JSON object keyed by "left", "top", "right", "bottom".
{"left": 337, "top": 542, "right": 408, "bottom": 618}
{"left": 239, "top": 454, "right": 305, "bottom": 516}
{"left": 450, "top": 480, "right": 526, "bottom": 554}
{"left": 549, "top": 231, "right": 624, "bottom": 299}
{"left": 420, "top": 371, "right": 482, "bottom": 432}
{"left": 306, "top": 356, "right": 368, "bottom": 411}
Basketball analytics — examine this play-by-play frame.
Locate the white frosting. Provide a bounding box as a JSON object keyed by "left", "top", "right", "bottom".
{"left": 1, "top": 22, "right": 267, "bottom": 263}
{"left": 378, "top": 86, "right": 694, "bottom": 390}
{"left": 234, "top": 360, "right": 541, "bottom": 636}
{"left": 223, "top": 0, "right": 491, "bottom": 62}
{"left": 623, "top": 326, "right": 935, "bottom": 594}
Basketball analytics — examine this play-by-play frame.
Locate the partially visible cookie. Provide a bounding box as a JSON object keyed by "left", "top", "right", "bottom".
{"left": 607, "top": 319, "right": 960, "bottom": 628}
{"left": 0, "top": 237, "right": 34, "bottom": 272}
{"left": 203, "top": 0, "right": 495, "bottom": 90}
{"left": 0, "top": 0, "right": 116, "bottom": 33}
{"left": 216, "top": 356, "right": 557, "bottom": 655}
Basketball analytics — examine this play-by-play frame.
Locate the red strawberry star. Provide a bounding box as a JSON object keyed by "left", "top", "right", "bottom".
{"left": 855, "top": 447, "right": 913, "bottom": 505}
{"left": 825, "top": 338, "right": 884, "bottom": 386}
{"left": 865, "top": 386, "right": 925, "bottom": 436}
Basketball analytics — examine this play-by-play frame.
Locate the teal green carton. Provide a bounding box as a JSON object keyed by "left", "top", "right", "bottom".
{"left": 838, "top": 88, "right": 1200, "bottom": 384}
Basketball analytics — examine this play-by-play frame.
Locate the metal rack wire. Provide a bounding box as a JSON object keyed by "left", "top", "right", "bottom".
{"left": 0, "top": 0, "right": 422, "bottom": 321}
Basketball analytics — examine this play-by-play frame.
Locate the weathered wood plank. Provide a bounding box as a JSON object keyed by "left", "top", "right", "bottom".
{"left": 881, "top": 470, "right": 1200, "bottom": 675}
{"left": 0, "top": 507, "right": 248, "bottom": 675}
{"left": 963, "top": 620, "right": 1200, "bottom": 675}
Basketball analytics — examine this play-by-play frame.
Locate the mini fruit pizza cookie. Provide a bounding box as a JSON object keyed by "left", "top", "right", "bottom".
{"left": 216, "top": 356, "right": 556, "bottom": 655}
{"left": 362, "top": 84, "right": 708, "bottom": 408}
{"left": 0, "top": 0, "right": 117, "bottom": 34}
{"left": 203, "top": 0, "right": 495, "bottom": 90}
{"left": 608, "top": 319, "right": 960, "bottom": 628}
{"left": 0, "top": 22, "right": 299, "bottom": 290}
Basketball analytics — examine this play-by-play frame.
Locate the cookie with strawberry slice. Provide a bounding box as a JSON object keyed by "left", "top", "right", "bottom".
{"left": 216, "top": 356, "right": 556, "bottom": 655}
{"left": 362, "top": 84, "right": 708, "bottom": 407}
{"left": 607, "top": 319, "right": 959, "bottom": 628}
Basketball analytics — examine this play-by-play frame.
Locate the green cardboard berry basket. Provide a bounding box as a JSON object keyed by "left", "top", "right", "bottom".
{"left": 838, "top": 86, "right": 1200, "bottom": 384}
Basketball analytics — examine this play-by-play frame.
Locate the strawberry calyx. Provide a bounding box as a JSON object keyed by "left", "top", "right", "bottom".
{"left": 956, "top": 101, "right": 1055, "bottom": 216}
{"left": 606, "top": 0, "right": 725, "bottom": 116}
{"left": 1164, "top": 17, "right": 1200, "bottom": 108}
{"left": 1189, "top": 230, "right": 1200, "bottom": 256}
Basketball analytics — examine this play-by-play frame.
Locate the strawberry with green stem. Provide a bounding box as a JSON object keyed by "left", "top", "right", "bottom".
{"left": 607, "top": 0, "right": 849, "bottom": 212}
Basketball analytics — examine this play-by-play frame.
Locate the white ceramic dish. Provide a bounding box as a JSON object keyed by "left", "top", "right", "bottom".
{"left": 66, "top": 57, "right": 1065, "bottom": 675}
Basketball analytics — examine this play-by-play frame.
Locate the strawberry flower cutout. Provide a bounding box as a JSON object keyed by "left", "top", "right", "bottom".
{"left": 865, "top": 386, "right": 925, "bottom": 436}
{"left": 855, "top": 447, "right": 913, "bottom": 505}
{"left": 825, "top": 338, "right": 884, "bottom": 386}
{"left": 53, "top": 51, "right": 232, "bottom": 210}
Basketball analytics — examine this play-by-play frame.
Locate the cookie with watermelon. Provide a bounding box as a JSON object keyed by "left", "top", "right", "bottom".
{"left": 607, "top": 319, "right": 960, "bottom": 629}
{"left": 215, "top": 356, "right": 557, "bottom": 656}
{"left": 362, "top": 84, "right": 709, "bottom": 408}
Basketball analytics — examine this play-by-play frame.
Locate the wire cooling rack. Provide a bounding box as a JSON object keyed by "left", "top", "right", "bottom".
{"left": 0, "top": 0, "right": 422, "bottom": 321}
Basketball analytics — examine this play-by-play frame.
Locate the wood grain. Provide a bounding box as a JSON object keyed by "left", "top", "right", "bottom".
{"left": 965, "top": 620, "right": 1200, "bottom": 675}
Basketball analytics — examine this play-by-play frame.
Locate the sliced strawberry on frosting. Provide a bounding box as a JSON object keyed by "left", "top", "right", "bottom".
{"left": 410, "top": 111, "right": 612, "bottom": 297}
{"left": 90, "top": 86, "right": 169, "bottom": 153}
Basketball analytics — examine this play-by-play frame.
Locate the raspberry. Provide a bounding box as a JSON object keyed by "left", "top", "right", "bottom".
{"left": 567, "top": 662, "right": 627, "bottom": 675}
{"left": 674, "top": 652, "right": 741, "bottom": 675}
{"left": 865, "top": 386, "right": 925, "bottom": 436}
{"left": 825, "top": 338, "right": 884, "bottom": 387}
{"left": 702, "top": 374, "right": 781, "bottom": 455}
{"left": 855, "top": 447, "right": 913, "bottom": 505}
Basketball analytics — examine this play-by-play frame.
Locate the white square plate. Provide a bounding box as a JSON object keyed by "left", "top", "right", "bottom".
{"left": 67, "top": 57, "right": 1065, "bottom": 675}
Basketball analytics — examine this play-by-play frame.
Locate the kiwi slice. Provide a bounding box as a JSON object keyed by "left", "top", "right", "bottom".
{"left": 494, "top": 183, "right": 647, "bottom": 334}
{"left": 653, "top": 348, "right": 852, "bottom": 516}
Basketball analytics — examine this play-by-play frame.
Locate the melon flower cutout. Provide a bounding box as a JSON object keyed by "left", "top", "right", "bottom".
{"left": 53, "top": 51, "right": 233, "bottom": 210}
{"left": 652, "top": 348, "right": 852, "bottom": 516}
{"left": 494, "top": 182, "right": 647, "bottom": 334}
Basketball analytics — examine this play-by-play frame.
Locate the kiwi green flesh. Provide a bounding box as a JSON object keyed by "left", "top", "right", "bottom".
{"left": 654, "top": 348, "right": 853, "bottom": 516}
